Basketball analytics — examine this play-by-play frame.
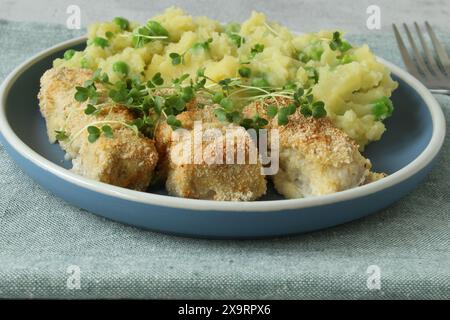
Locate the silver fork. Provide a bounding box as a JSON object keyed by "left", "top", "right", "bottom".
{"left": 393, "top": 22, "right": 450, "bottom": 95}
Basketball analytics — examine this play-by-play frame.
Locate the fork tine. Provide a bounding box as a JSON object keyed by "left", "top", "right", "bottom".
{"left": 425, "top": 22, "right": 450, "bottom": 70}
{"left": 403, "top": 23, "right": 431, "bottom": 76}
{"left": 413, "top": 22, "right": 444, "bottom": 77}
{"left": 393, "top": 24, "right": 421, "bottom": 78}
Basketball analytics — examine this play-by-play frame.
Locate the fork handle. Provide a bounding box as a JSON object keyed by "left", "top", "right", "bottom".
{"left": 430, "top": 89, "right": 450, "bottom": 96}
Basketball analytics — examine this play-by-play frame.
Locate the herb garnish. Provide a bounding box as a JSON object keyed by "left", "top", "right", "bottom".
{"left": 132, "top": 20, "right": 169, "bottom": 48}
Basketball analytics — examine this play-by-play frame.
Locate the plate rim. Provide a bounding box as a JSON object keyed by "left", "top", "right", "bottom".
{"left": 0, "top": 36, "right": 446, "bottom": 212}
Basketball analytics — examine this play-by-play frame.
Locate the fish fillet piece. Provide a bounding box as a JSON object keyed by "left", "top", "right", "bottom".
{"left": 155, "top": 106, "right": 266, "bottom": 201}
{"left": 38, "top": 67, "right": 158, "bottom": 191}
{"left": 244, "top": 98, "right": 383, "bottom": 198}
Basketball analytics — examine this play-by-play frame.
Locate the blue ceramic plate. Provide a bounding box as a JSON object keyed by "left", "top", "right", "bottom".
{"left": 0, "top": 37, "right": 446, "bottom": 238}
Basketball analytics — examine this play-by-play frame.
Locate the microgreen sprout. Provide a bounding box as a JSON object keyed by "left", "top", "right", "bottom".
{"left": 86, "top": 124, "right": 114, "bottom": 143}
{"left": 169, "top": 52, "right": 183, "bottom": 65}
{"left": 166, "top": 115, "right": 182, "bottom": 130}
{"left": 132, "top": 20, "right": 169, "bottom": 48}
{"left": 263, "top": 22, "right": 282, "bottom": 38}
{"left": 72, "top": 58, "right": 327, "bottom": 143}
{"left": 191, "top": 38, "right": 213, "bottom": 53}
{"left": 329, "top": 31, "right": 352, "bottom": 52}
{"left": 101, "top": 124, "right": 114, "bottom": 138}
{"left": 55, "top": 130, "right": 69, "bottom": 141}
{"left": 147, "top": 72, "right": 164, "bottom": 87}
{"left": 87, "top": 125, "right": 101, "bottom": 143}
{"left": 170, "top": 38, "right": 214, "bottom": 66}
{"left": 84, "top": 104, "right": 97, "bottom": 115}
{"left": 225, "top": 23, "right": 245, "bottom": 48}
{"left": 250, "top": 43, "right": 264, "bottom": 59}
{"left": 305, "top": 66, "right": 319, "bottom": 84}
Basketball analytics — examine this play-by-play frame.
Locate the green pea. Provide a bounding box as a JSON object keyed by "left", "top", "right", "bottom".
{"left": 251, "top": 77, "right": 270, "bottom": 88}
{"left": 238, "top": 67, "right": 251, "bottom": 78}
{"left": 63, "top": 49, "right": 76, "bottom": 60}
{"left": 113, "top": 17, "right": 130, "bottom": 31}
{"left": 112, "top": 61, "right": 129, "bottom": 75}
{"left": 93, "top": 37, "right": 109, "bottom": 48}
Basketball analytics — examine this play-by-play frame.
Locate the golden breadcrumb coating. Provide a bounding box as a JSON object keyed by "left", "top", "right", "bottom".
{"left": 243, "top": 98, "right": 384, "bottom": 198}
{"left": 363, "top": 171, "right": 386, "bottom": 184}
{"left": 155, "top": 106, "right": 266, "bottom": 201}
{"left": 38, "top": 67, "right": 158, "bottom": 191}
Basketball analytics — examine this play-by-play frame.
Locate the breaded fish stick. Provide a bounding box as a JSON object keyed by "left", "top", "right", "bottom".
{"left": 155, "top": 106, "right": 266, "bottom": 201}
{"left": 38, "top": 67, "right": 158, "bottom": 190}
{"left": 244, "top": 98, "right": 383, "bottom": 198}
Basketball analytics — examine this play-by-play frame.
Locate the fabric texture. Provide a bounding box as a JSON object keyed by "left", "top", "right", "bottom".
{"left": 0, "top": 20, "right": 449, "bottom": 299}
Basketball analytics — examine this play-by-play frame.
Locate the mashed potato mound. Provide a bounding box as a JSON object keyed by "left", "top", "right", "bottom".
{"left": 54, "top": 7, "right": 397, "bottom": 148}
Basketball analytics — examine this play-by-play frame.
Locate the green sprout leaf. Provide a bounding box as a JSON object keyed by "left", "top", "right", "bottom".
{"left": 169, "top": 52, "right": 182, "bottom": 65}
{"left": 166, "top": 95, "right": 186, "bottom": 112}
{"left": 212, "top": 92, "right": 224, "bottom": 104}
{"left": 254, "top": 115, "right": 268, "bottom": 128}
{"left": 250, "top": 43, "right": 264, "bottom": 58}
{"left": 228, "top": 33, "right": 244, "bottom": 48}
{"left": 55, "top": 130, "right": 69, "bottom": 141}
{"left": 300, "top": 105, "right": 312, "bottom": 117}
{"left": 196, "top": 67, "right": 206, "bottom": 78}
{"left": 219, "top": 98, "right": 233, "bottom": 111}
{"left": 329, "top": 31, "right": 352, "bottom": 52}
{"left": 132, "top": 21, "right": 169, "bottom": 48}
{"left": 305, "top": 66, "right": 319, "bottom": 84}
{"left": 267, "top": 105, "right": 278, "bottom": 118}
{"left": 287, "top": 103, "right": 297, "bottom": 115}
{"left": 311, "top": 101, "right": 326, "bottom": 118}
{"left": 278, "top": 107, "right": 289, "bottom": 125}
{"left": 181, "top": 86, "right": 195, "bottom": 102}
{"left": 146, "top": 20, "right": 169, "bottom": 38}
{"left": 87, "top": 126, "right": 101, "bottom": 143}
{"left": 84, "top": 104, "right": 97, "bottom": 115}
{"left": 166, "top": 115, "right": 182, "bottom": 130}
{"left": 101, "top": 125, "right": 114, "bottom": 138}
{"left": 151, "top": 72, "right": 164, "bottom": 86}
{"left": 74, "top": 86, "right": 89, "bottom": 102}
{"left": 214, "top": 108, "right": 228, "bottom": 122}
{"left": 191, "top": 38, "right": 213, "bottom": 53}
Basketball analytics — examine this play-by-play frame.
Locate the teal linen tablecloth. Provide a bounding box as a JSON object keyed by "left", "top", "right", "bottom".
{"left": 0, "top": 20, "right": 449, "bottom": 299}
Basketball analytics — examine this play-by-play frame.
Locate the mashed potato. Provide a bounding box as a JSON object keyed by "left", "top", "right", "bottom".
{"left": 54, "top": 7, "right": 397, "bottom": 148}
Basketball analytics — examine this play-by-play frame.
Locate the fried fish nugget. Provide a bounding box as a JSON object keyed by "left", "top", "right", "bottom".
{"left": 155, "top": 106, "right": 266, "bottom": 201}
{"left": 244, "top": 98, "right": 383, "bottom": 198}
{"left": 38, "top": 67, "right": 158, "bottom": 190}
